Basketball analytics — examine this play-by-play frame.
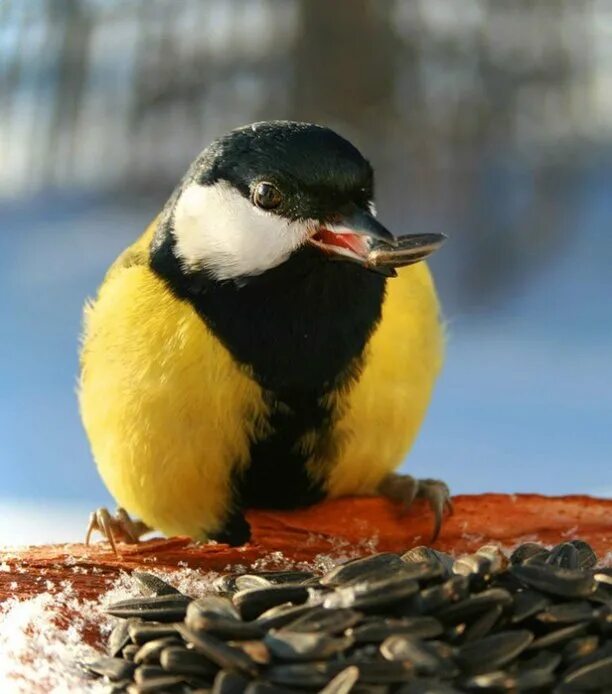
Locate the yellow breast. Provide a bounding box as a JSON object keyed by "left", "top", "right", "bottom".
{"left": 79, "top": 228, "right": 269, "bottom": 537}
{"left": 80, "top": 225, "right": 443, "bottom": 537}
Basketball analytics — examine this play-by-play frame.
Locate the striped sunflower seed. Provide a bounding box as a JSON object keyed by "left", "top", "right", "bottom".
{"left": 81, "top": 656, "right": 136, "bottom": 681}
{"left": 320, "top": 553, "right": 405, "bottom": 587}
{"left": 106, "top": 594, "right": 192, "bottom": 621}
{"left": 511, "top": 564, "right": 596, "bottom": 599}
{"left": 160, "top": 645, "right": 218, "bottom": 677}
{"left": 177, "top": 624, "right": 259, "bottom": 677}
{"left": 456, "top": 630, "right": 533, "bottom": 674}
{"left": 233, "top": 585, "right": 309, "bottom": 621}
{"left": 132, "top": 572, "right": 182, "bottom": 596}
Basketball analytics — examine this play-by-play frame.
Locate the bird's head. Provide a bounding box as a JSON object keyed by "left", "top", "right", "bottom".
{"left": 159, "top": 121, "right": 444, "bottom": 281}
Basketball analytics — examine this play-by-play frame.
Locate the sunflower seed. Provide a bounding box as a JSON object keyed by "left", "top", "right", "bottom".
{"left": 562, "top": 635, "right": 600, "bottom": 665}
{"left": 459, "top": 670, "right": 517, "bottom": 691}
{"left": 189, "top": 614, "right": 265, "bottom": 640}
{"left": 569, "top": 540, "right": 597, "bottom": 570}
{"left": 212, "top": 670, "right": 249, "bottom": 693}
{"left": 462, "top": 605, "right": 503, "bottom": 643}
{"left": 250, "top": 571, "right": 315, "bottom": 585}
{"left": 516, "top": 667, "right": 556, "bottom": 690}
{"left": 109, "top": 619, "right": 134, "bottom": 656}
{"left": 319, "top": 666, "right": 359, "bottom": 694}
{"left": 106, "top": 594, "right": 192, "bottom": 621}
{"left": 456, "top": 630, "right": 533, "bottom": 674}
{"left": 233, "top": 586, "right": 309, "bottom": 621}
{"left": 510, "top": 543, "right": 549, "bottom": 566}
{"left": 437, "top": 589, "right": 513, "bottom": 625}
{"left": 255, "top": 603, "right": 314, "bottom": 630}
{"left": 546, "top": 543, "right": 579, "bottom": 570}
{"left": 453, "top": 554, "right": 492, "bottom": 579}
{"left": 273, "top": 571, "right": 316, "bottom": 584}
{"left": 134, "top": 665, "right": 167, "bottom": 683}
{"left": 402, "top": 561, "right": 447, "bottom": 583}
{"left": 536, "top": 600, "right": 594, "bottom": 625}
{"left": 126, "top": 674, "right": 186, "bottom": 693}
{"left": 348, "top": 616, "right": 443, "bottom": 643}
{"left": 415, "top": 576, "right": 471, "bottom": 614}
{"left": 344, "top": 659, "right": 414, "bottom": 684}
{"left": 595, "top": 605, "right": 612, "bottom": 634}
{"left": 380, "top": 636, "right": 458, "bottom": 678}
{"left": 561, "top": 654, "right": 612, "bottom": 689}
{"left": 122, "top": 644, "right": 140, "bottom": 661}
{"left": 588, "top": 585, "right": 612, "bottom": 608}
{"left": 594, "top": 568, "right": 612, "bottom": 588}
{"left": 81, "top": 656, "right": 136, "bottom": 681}
{"left": 562, "top": 640, "right": 612, "bottom": 676}
{"left": 128, "top": 622, "right": 181, "bottom": 645}
{"left": 510, "top": 589, "right": 551, "bottom": 623}
{"left": 235, "top": 575, "right": 274, "bottom": 591}
{"left": 528, "top": 622, "right": 588, "bottom": 650}
{"left": 397, "top": 680, "right": 461, "bottom": 693}
{"left": 322, "top": 575, "right": 419, "bottom": 611}
{"left": 320, "top": 553, "right": 405, "bottom": 586}
{"left": 402, "top": 547, "right": 454, "bottom": 577}
{"left": 132, "top": 572, "right": 182, "bottom": 596}
{"left": 351, "top": 685, "right": 389, "bottom": 694}
{"left": 160, "top": 645, "right": 218, "bottom": 677}
{"left": 282, "top": 607, "right": 361, "bottom": 634}
{"left": 264, "top": 629, "right": 353, "bottom": 661}
{"left": 188, "top": 596, "right": 241, "bottom": 622}
{"left": 347, "top": 643, "right": 380, "bottom": 660}
{"left": 177, "top": 624, "right": 258, "bottom": 677}
{"left": 134, "top": 636, "right": 181, "bottom": 665}
{"left": 245, "top": 682, "right": 300, "bottom": 694}
{"left": 231, "top": 639, "right": 271, "bottom": 665}
{"left": 511, "top": 564, "right": 596, "bottom": 599}
{"left": 475, "top": 545, "right": 508, "bottom": 574}
{"left": 266, "top": 662, "right": 345, "bottom": 687}
{"left": 244, "top": 682, "right": 299, "bottom": 694}
{"left": 213, "top": 574, "right": 241, "bottom": 593}
{"left": 518, "top": 649, "right": 561, "bottom": 674}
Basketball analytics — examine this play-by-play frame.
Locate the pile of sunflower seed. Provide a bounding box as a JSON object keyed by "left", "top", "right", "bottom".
{"left": 82, "top": 540, "right": 612, "bottom": 693}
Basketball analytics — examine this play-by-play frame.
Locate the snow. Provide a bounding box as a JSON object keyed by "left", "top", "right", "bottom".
{"left": 0, "top": 566, "right": 224, "bottom": 693}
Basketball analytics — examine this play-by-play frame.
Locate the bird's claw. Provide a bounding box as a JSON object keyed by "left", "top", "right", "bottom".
{"left": 85, "top": 506, "right": 150, "bottom": 554}
{"left": 377, "top": 474, "right": 453, "bottom": 543}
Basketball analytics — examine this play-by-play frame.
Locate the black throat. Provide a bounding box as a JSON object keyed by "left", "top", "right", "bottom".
{"left": 150, "top": 226, "right": 386, "bottom": 514}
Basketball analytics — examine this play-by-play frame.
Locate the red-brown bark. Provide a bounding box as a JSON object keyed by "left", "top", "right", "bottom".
{"left": 2, "top": 494, "right": 611, "bottom": 603}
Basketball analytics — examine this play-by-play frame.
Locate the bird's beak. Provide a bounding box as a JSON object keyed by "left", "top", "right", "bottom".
{"left": 308, "top": 208, "right": 446, "bottom": 277}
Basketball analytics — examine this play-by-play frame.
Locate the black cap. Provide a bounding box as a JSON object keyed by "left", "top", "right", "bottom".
{"left": 188, "top": 121, "right": 375, "bottom": 222}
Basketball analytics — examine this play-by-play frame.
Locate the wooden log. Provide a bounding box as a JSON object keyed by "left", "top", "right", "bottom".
{"left": 2, "top": 493, "right": 612, "bottom": 602}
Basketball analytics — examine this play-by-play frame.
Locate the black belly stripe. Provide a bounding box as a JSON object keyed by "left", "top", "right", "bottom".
{"left": 151, "top": 234, "right": 386, "bottom": 512}
{"left": 239, "top": 390, "right": 330, "bottom": 509}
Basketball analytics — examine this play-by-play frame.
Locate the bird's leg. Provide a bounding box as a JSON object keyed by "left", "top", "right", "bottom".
{"left": 207, "top": 508, "right": 251, "bottom": 546}
{"left": 85, "top": 507, "right": 150, "bottom": 554}
{"left": 377, "top": 473, "right": 453, "bottom": 542}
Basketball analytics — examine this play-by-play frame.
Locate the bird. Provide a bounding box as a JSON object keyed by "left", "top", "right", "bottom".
{"left": 79, "top": 120, "right": 450, "bottom": 552}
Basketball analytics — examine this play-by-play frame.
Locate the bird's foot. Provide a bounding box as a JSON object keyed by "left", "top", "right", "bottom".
{"left": 377, "top": 473, "right": 453, "bottom": 542}
{"left": 85, "top": 507, "right": 150, "bottom": 554}
{"left": 207, "top": 509, "right": 251, "bottom": 546}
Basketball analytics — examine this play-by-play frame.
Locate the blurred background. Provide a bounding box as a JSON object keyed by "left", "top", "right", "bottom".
{"left": 1, "top": 0, "right": 611, "bottom": 545}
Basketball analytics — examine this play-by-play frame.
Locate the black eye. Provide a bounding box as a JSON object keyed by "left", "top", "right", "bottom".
{"left": 252, "top": 182, "right": 282, "bottom": 210}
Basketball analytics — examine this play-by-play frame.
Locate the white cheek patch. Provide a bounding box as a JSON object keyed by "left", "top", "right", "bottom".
{"left": 172, "top": 182, "right": 313, "bottom": 280}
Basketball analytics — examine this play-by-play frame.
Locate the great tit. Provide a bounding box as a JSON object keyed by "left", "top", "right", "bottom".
{"left": 80, "top": 121, "right": 450, "bottom": 551}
